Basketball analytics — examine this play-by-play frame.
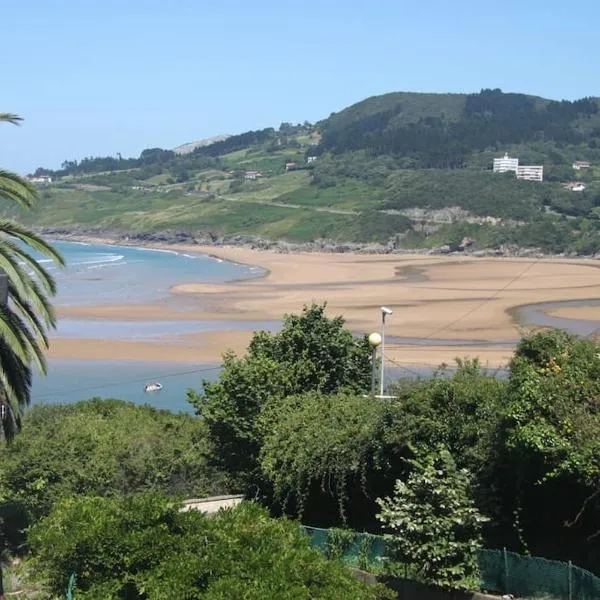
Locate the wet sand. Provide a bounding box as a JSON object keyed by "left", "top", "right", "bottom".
{"left": 49, "top": 242, "right": 600, "bottom": 368}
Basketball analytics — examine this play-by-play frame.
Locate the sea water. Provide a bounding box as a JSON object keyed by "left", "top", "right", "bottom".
{"left": 47, "top": 240, "right": 263, "bottom": 306}
{"left": 30, "top": 241, "right": 268, "bottom": 410}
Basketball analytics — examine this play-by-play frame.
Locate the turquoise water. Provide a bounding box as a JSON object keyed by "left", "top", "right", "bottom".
{"left": 30, "top": 241, "right": 268, "bottom": 409}
{"left": 47, "top": 240, "right": 264, "bottom": 306}
{"left": 32, "top": 360, "right": 221, "bottom": 413}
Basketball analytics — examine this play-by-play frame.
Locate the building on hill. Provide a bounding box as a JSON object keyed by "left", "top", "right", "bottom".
{"left": 244, "top": 171, "right": 262, "bottom": 180}
{"left": 563, "top": 182, "right": 586, "bottom": 191}
{"left": 307, "top": 156, "right": 317, "bottom": 164}
{"left": 493, "top": 153, "right": 519, "bottom": 173}
{"left": 28, "top": 175, "right": 52, "bottom": 184}
{"left": 285, "top": 161, "right": 297, "bottom": 171}
{"left": 573, "top": 160, "right": 591, "bottom": 170}
{"left": 516, "top": 165, "right": 544, "bottom": 182}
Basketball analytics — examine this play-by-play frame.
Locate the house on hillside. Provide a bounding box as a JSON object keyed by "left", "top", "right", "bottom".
{"left": 307, "top": 156, "right": 317, "bottom": 164}
{"left": 285, "top": 161, "right": 297, "bottom": 171}
{"left": 28, "top": 175, "right": 52, "bottom": 184}
{"left": 573, "top": 160, "right": 591, "bottom": 170}
{"left": 244, "top": 171, "right": 262, "bottom": 180}
{"left": 563, "top": 182, "right": 586, "bottom": 192}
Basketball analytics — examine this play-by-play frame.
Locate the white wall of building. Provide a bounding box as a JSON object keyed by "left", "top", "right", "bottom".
{"left": 493, "top": 153, "right": 519, "bottom": 173}
{"left": 516, "top": 165, "right": 544, "bottom": 182}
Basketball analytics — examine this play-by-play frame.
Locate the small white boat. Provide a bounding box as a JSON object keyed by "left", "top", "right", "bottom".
{"left": 144, "top": 382, "right": 163, "bottom": 393}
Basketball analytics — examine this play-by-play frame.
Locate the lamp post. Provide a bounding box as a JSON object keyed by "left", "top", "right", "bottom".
{"left": 368, "top": 332, "right": 382, "bottom": 396}
{"left": 380, "top": 306, "right": 392, "bottom": 397}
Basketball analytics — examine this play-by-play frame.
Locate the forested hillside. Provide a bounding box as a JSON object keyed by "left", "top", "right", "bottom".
{"left": 18, "top": 89, "right": 600, "bottom": 253}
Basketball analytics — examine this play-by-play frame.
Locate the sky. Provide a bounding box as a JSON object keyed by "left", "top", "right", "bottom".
{"left": 2, "top": 0, "right": 599, "bottom": 174}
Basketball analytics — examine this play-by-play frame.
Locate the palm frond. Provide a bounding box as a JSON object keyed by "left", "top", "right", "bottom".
{"left": 0, "top": 335, "right": 31, "bottom": 442}
{"left": 0, "top": 235, "right": 59, "bottom": 295}
{"left": 1, "top": 397, "right": 23, "bottom": 442}
{"left": 0, "top": 169, "right": 36, "bottom": 209}
{"left": 8, "top": 282, "right": 56, "bottom": 338}
{"left": 0, "top": 113, "right": 23, "bottom": 126}
{"left": 0, "top": 243, "right": 40, "bottom": 307}
{"left": 0, "top": 218, "right": 66, "bottom": 268}
{"left": 8, "top": 281, "right": 52, "bottom": 347}
{"left": 0, "top": 305, "right": 33, "bottom": 365}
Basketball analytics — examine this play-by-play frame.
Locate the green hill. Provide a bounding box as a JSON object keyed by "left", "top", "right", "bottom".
{"left": 15, "top": 89, "right": 600, "bottom": 253}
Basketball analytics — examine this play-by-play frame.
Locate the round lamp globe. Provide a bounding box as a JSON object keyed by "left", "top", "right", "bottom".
{"left": 368, "top": 332, "right": 382, "bottom": 348}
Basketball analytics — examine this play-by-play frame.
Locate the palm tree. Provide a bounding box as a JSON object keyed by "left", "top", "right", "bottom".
{"left": 0, "top": 113, "right": 64, "bottom": 441}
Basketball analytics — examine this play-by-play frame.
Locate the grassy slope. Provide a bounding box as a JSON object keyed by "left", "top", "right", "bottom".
{"left": 5, "top": 186, "right": 408, "bottom": 243}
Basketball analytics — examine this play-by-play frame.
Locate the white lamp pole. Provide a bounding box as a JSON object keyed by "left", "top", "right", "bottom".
{"left": 380, "top": 307, "right": 392, "bottom": 397}
{"left": 368, "top": 332, "right": 382, "bottom": 396}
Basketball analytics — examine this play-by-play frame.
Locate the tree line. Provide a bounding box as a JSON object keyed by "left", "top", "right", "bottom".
{"left": 316, "top": 89, "right": 600, "bottom": 169}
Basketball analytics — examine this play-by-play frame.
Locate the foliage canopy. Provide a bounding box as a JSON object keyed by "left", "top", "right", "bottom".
{"left": 29, "top": 495, "right": 391, "bottom": 599}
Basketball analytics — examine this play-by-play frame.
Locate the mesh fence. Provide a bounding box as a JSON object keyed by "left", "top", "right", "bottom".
{"left": 302, "top": 525, "right": 386, "bottom": 572}
{"left": 301, "top": 526, "right": 600, "bottom": 600}
{"left": 478, "top": 548, "right": 600, "bottom": 600}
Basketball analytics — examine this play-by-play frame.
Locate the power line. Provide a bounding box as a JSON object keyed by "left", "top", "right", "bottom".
{"left": 33, "top": 364, "right": 222, "bottom": 400}
{"left": 386, "top": 258, "right": 540, "bottom": 349}
{"left": 384, "top": 355, "right": 424, "bottom": 378}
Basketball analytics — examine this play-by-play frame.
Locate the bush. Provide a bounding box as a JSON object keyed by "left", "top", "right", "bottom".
{"left": 377, "top": 446, "right": 487, "bottom": 591}
{"left": 29, "top": 495, "right": 392, "bottom": 599}
{"left": 0, "top": 399, "right": 223, "bottom": 542}
{"left": 259, "top": 392, "right": 404, "bottom": 525}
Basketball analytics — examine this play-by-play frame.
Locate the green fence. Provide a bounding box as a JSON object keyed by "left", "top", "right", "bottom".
{"left": 302, "top": 525, "right": 386, "bottom": 572}
{"left": 478, "top": 548, "right": 600, "bottom": 600}
{"left": 301, "top": 526, "right": 600, "bottom": 600}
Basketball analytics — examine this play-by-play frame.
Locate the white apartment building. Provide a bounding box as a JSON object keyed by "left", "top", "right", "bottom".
{"left": 493, "top": 153, "right": 519, "bottom": 173}
{"left": 516, "top": 165, "right": 544, "bottom": 182}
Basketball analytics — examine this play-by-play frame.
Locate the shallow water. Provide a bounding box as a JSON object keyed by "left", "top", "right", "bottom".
{"left": 31, "top": 359, "right": 220, "bottom": 413}
{"left": 47, "top": 240, "right": 264, "bottom": 306}
{"left": 515, "top": 299, "right": 600, "bottom": 337}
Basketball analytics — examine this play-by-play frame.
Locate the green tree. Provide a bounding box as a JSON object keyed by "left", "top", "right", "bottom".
{"left": 29, "top": 494, "right": 391, "bottom": 599}
{"left": 489, "top": 330, "right": 600, "bottom": 568}
{"left": 0, "top": 113, "right": 64, "bottom": 441}
{"left": 188, "top": 304, "right": 372, "bottom": 490}
{"left": 377, "top": 446, "right": 487, "bottom": 591}
{"left": 259, "top": 392, "right": 404, "bottom": 525}
{"left": 388, "top": 359, "right": 506, "bottom": 476}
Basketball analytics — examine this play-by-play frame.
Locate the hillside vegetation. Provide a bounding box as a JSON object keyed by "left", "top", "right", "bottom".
{"left": 17, "top": 89, "right": 600, "bottom": 253}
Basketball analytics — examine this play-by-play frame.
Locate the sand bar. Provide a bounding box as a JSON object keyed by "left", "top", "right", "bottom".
{"left": 49, "top": 241, "right": 600, "bottom": 367}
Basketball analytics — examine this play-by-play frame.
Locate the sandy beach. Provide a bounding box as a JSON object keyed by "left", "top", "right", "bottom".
{"left": 49, "top": 241, "right": 600, "bottom": 368}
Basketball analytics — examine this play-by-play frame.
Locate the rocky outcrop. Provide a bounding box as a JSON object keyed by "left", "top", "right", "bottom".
{"left": 36, "top": 226, "right": 596, "bottom": 259}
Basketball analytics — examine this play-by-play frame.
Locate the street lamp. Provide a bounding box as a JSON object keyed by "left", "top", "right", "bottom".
{"left": 368, "top": 332, "right": 382, "bottom": 396}
{"left": 380, "top": 306, "right": 392, "bottom": 396}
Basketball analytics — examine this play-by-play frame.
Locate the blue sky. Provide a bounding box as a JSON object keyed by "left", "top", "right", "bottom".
{"left": 2, "top": 0, "right": 599, "bottom": 173}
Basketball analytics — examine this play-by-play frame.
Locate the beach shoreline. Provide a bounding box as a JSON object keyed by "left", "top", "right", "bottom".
{"left": 47, "top": 234, "right": 600, "bottom": 368}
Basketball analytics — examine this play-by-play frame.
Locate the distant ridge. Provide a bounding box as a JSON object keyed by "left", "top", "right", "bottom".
{"left": 173, "top": 135, "right": 232, "bottom": 155}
